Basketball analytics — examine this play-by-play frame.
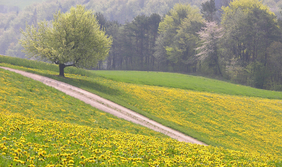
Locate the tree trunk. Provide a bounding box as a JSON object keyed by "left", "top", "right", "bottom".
{"left": 214, "top": 47, "right": 223, "bottom": 77}
{"left": 59, "top": 64, "right": 66, "bottom": 77}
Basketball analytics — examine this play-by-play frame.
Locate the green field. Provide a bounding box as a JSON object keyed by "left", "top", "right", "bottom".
{"left": 0, "top": 68, "right": 165, "bottom": 137}
{"left": 93, "top": 70, "right": 282, "bottom": 99}
{"left": 0, "top": 65, "right": 281, "bottom": 166}
{"left": 2, "top": 110, "right": 280, "bottom": 166}
{"left": 1, "top": 55, "right": 282, "bottom": 99}
{"left": 1, "top": 55, "right": 282, "bottom": 165}
{"left": 0, "top": 0, "right": 47, "bottom": 9}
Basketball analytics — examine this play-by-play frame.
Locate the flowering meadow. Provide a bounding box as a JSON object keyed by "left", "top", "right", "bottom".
{"left": 115, "top": 82, "right": 282, "bottom": 156}
{"left": 0, "top": 68, "right": 165, "bottom": 137}
{"left": 93, "top": 70, "right": 282, "bottom": 99}
{"left": 15, "top": 64, "right": 280, "bottom": 157}
{"left": 1, "top": 58, "right": 282, "bottom": 165}
{"left": 1, "top": 110, "right": 281, "bottom": 166}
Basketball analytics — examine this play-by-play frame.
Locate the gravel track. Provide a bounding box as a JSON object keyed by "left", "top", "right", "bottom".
{"left": 1, "top": 66, "right": 207, "bottom": 146}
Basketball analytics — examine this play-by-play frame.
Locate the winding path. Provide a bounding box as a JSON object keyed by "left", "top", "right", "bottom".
{"left": 1, "top": 66, "right": 207, "bottom": 146}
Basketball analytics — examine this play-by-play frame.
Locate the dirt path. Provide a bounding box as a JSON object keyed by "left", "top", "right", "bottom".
{"left": 1, "top": 66, "right": 207, "bottom": 146}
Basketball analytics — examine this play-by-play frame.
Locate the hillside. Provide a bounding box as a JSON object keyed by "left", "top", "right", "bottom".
{"left": 0, "top": 56, "right": 282, "bottom": 166}
{"left": 2, "top": 112, "right": 280, "bottom": 166}
{"left": 0, "top": 0, "right": 206, "bottom": 58}
{"left": 0, "top": 0, "right": 47, "bottom": 10}
{"left": 0, "top": 68, "right": 165, "bottom": 137}
{"left": 1, "top": 55, "right": 282, "bottom": 159}
{"left": 93, "top": 70, "right": 282, "bottom": 99}
{"left": 1, "top": 0, "right": 281, "bottom": 55}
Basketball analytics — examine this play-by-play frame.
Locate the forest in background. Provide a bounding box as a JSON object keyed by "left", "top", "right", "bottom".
{"left": 0, "top": 0, "right": 208, "bottom": 58}
{"left": 1, "top": 0, "right": 282, "bottom": 90}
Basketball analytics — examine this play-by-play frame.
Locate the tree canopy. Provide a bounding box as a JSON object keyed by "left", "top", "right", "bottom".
{"left": 154, "top": 4, "right": 203, "bottom": 72}
{"left": 20, "top": 5, "right": 112, "bottom": 77}
{"left": 220, "top": 0, "right": 281, "bottom": 88}
{"left": 221, "top": 0, "right": 275, "bottom": 24}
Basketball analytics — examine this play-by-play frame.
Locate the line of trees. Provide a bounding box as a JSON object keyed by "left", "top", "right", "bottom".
{"left": 98, "top": 13, "right": 161, "bottom": 71}
{"left": 1, "top": 0, "right": 281, "bottom": 59}
{"left": 97, "top": 0, "right": 282, "bottom": 90}
{"left": 0, "top": 0, "right": 207, "bottom": 58}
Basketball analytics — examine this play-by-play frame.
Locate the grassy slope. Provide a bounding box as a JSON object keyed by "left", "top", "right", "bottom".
{"left": 1, "top": 57, "right": 281, "bottom": 166}
{"left": 0, "top": 68, "right": 165, "bottom": 138}
{"left": 2, "top": 111, "right": 281, "bottom": 166}
{"left": 93, "top": 70, "right": 282, "bottom": 99}
{"left": 1, "top": 55, "right": 282, "bottom": 157}
{"left": 0, "top": 0, "right": 47, "bottom": 9}
{"left": 1, "top": 55, "right": 282, "bottom": 100}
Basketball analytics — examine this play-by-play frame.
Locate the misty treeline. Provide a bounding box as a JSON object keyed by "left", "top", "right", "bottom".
{"left": 1, "top": 0, "right": 282, "bottom": 90}
{"left": 100, "top": 0, "right": 282, "bottom": 91}
{"left": 0, "top": 0, "right": 208, "bottom": 58}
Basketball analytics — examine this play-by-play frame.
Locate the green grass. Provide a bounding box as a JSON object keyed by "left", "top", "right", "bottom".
{"left": 0, "top": 0, "right": 47, "bottom": 9}
{"left": 93, "top": 70, "right": 282, "bottom": 99}
{"left": 2, "top": 110, "right": 281, "bottom": 166}
{"left": 0, "top": 55, "right": 94, "bottom": 77}
{"left": 4, "top": 56, "right": 281, "bottom": 166}
{"left": 1, "top": 55, "right": 282, "bottom": 158}
{"left": 1, "top": 55, "right": 282, "bottom": 100}
{"left": 0, "top": 67, "right": 166, "bottom": 138}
